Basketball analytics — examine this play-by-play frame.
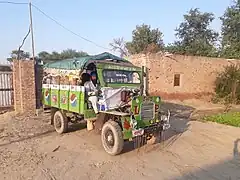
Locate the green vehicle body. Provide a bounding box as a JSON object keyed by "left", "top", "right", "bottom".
{"left": 42, "top": 53, "right": 170, "bottom": 155}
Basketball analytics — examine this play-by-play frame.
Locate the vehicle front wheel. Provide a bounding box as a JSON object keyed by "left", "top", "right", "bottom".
{"left": 53, "top": 111, "right": 68, "bottom": 134}
{"left": 101, "top": 120, "right": 124, "bottom": 156}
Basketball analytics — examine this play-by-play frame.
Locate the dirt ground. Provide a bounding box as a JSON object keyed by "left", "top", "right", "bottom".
{"left": 0, "top": 102, "right": 240, "bottom": 180}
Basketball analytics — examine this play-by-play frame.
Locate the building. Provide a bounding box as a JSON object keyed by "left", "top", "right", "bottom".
{"left": 129, "top": 53, "right": 240, "bottom": 100}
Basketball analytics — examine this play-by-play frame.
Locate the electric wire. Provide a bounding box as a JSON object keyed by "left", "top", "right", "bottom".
{"left": 17, "top": 26, "right": 31, "bottom": 60}
{"left": 31, "top": 3, "right": 111, "bottom": 51}
{"left": 0, "top": 1, "right": 27, "bottom": 5}
{"left": 0, "top": 1, "right": 112, "bottom": 51}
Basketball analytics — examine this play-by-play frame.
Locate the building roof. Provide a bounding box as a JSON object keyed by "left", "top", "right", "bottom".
{"left": 44, "top": 52, "right": 131, "bottom": 70}
{"left": 0, "top": 64, "right": 12, "bottom": 72}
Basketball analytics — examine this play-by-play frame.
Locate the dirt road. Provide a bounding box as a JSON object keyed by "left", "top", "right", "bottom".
{"left": 0, "top": 103, "right": 240, "bottom": 180}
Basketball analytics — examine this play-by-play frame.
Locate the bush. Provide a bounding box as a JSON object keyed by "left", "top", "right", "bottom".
{"left": 214, "top": 64, "right": 240, "bottom": 104}
{"left": 203, "top": 112, "right": 240, "bottom": 127}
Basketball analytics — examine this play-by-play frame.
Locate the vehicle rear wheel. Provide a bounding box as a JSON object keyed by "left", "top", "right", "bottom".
{"left": 53, "top": 111, "right": 68, "bottom": 134}
{"left": 101, "top": 120, "right": 124, "bottom": 156}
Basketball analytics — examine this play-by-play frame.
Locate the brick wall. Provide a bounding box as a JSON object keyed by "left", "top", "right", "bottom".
{"left": 129, "top": 53, "right": 240, "bottom": 100}
{"left": 13, "top": 60, "right": 36, "bottom": 115}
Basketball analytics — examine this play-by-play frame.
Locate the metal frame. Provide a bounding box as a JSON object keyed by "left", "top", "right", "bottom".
{"left": 0, "top": 71, "right": 13, "bottom": 107}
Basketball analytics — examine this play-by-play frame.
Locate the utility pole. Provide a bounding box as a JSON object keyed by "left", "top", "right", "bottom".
{"left": 29, "top": 0, "right": 35, "bottom": 63}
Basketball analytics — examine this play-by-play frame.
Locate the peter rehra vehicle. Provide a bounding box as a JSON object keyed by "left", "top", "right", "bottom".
{"left": 42, "top": 52, "right": 171, "bottom": 155}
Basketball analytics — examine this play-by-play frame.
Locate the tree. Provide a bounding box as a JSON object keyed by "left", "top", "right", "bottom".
{"left": 164, "top": 42, "right": 184, "bottom": 54}
{"left": 168, "top": 8, "right": 219, "bottom": 57}
{"left": 220, "top": 0, "right": 240, "bottom": 59}
{"left": 126, "top": 24, "right": 164, "bottom": 54}
{"left": 7, "top": 49, "right": 88, "bottom": 64}
{"left": 7, "top": 50, "right": 30, "bottom": 62}
{"left": 38, "top": 49, "right": 88, "bottom": 63}
{"left": 60, "top": 49, "right": 88, "bottom": 59}
{"left": 109, "top": 37, "right": 128, "bottom": 57}
{"left": 38, "top": 51, "right": 51, "bottom": 61}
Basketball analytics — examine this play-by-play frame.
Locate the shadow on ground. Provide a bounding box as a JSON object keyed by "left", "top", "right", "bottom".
{"left": 122, "top": 101, "right": 195, "bottom": 154}
{"left": 43, "top": 111, "right": 87, "bottom": 133}
{"left": 170, "top": 138, "right": 240, "bottom": 180}
{"left": 0, "top": 129, "right": 56, "bottom": 147}
{"left": 0, "top": 116, "right": 87, "bottom": 148}
{"left": 0, "top": 102, "right": 195, "bottom": 154}
{"left": 68, "top": 122, "right": 87, "bottom": 132}
{"left": 0, "top": 113, "right": 55, "bottom": 147}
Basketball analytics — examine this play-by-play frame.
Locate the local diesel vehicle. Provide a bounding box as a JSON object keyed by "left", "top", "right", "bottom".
{"left": 42, "top": 52, "right": 170, "bottom": 155}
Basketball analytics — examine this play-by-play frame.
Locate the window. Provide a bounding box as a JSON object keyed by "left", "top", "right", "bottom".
{"left": 174, "top": 74, "right": 181, "bottom": 87}
{"left": 103, "top": 70, "right": 141, "bottom": 84}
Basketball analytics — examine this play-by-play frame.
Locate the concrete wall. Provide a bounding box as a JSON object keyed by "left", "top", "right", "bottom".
{"left": 13, "top": 60, "right": 36, "bottom": 115}
{"left": 129, "top": 53, "right": 240, "bottom": 100}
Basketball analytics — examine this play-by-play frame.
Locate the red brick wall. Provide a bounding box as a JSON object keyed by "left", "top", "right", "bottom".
{"left": 129, "top": 53, "right": 240, "bottom": 100}
{"left": 13, "top": 60, "right": 36, "bottom": 115}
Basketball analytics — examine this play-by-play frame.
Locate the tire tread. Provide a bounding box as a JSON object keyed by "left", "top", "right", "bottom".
{"left": 101, "top": 120, "right": 124, "bottom": 155}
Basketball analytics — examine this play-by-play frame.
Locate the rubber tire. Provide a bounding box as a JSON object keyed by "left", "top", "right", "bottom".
{"left": 101, "top": 120, "right": 124, "bottom": 156}
{"left": 50, "top": 108, "right": 58, "bottom": 125}
{"left": 53, "top": 111, "right": 68, "bottom": 134}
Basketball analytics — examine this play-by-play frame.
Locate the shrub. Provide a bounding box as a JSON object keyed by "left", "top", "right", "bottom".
{"left": 214, "top": 64, "right": 240, "bottom": 104}
{"left": 203, "top": 112, "right": 240, "bottom": 127}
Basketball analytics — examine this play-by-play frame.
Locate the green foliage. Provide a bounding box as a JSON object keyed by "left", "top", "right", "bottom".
{"left": 164, "top": 42, "right": 185, "bottom": 55}
{"left": 60, "top": 49, "right": 88, "bottom": 59}
{"left": 203, "top": 112, "right": 240, "bottom": 127}
{"left": 7, "top": 50, "right": 30, "bottom": 62}
{"left": 167, "top": 8, "right": 219, "bottom": 57}
{"left": 7, "top": 49, "right": 88, "bottom": 64}
{"left": 214, "top": 64, "right": 240, "bottom": 104}
{"left": 126, "top": 24, "right": 164, "bottom": 54}
{"left": 38, "top": 49, "right": 88, "bottom": 63}
{"left": 220, "top": 0, "right": 240, "bottom": 59}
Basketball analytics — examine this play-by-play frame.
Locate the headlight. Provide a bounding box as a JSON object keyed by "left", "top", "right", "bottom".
{"left": 161, "top": 115, "right": 168, "bottom": 121}
{"left": 159, "top": 110, "right": 170, "bottom": 124}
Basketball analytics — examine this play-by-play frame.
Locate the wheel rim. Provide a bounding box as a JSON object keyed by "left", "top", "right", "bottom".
{"left": 104, "top": 128, "right": 115, "bottom": 149}
{"left": 55, "top": 115, "right": 62, "bottom": 130}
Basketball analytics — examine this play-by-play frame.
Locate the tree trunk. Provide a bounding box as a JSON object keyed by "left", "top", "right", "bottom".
{"left": 232, "top": 79, "right": 237, "bottom": 104}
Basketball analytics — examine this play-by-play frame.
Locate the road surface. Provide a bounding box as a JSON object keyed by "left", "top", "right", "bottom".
{"left": 0, "top": 102, "right": 240, "bottom": 180}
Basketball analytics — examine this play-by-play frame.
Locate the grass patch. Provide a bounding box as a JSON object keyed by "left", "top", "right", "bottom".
{"left": 203, "top": 112, "right": 240, "bottom": 127}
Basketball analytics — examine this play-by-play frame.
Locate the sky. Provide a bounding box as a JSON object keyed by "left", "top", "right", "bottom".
{"left": 0, "top": 0, "right": 233, "bottom": 62}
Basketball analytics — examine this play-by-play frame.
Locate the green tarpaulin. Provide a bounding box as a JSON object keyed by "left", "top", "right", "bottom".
{"left": 44, "top": 52, "right": 130, "bottom": 70}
